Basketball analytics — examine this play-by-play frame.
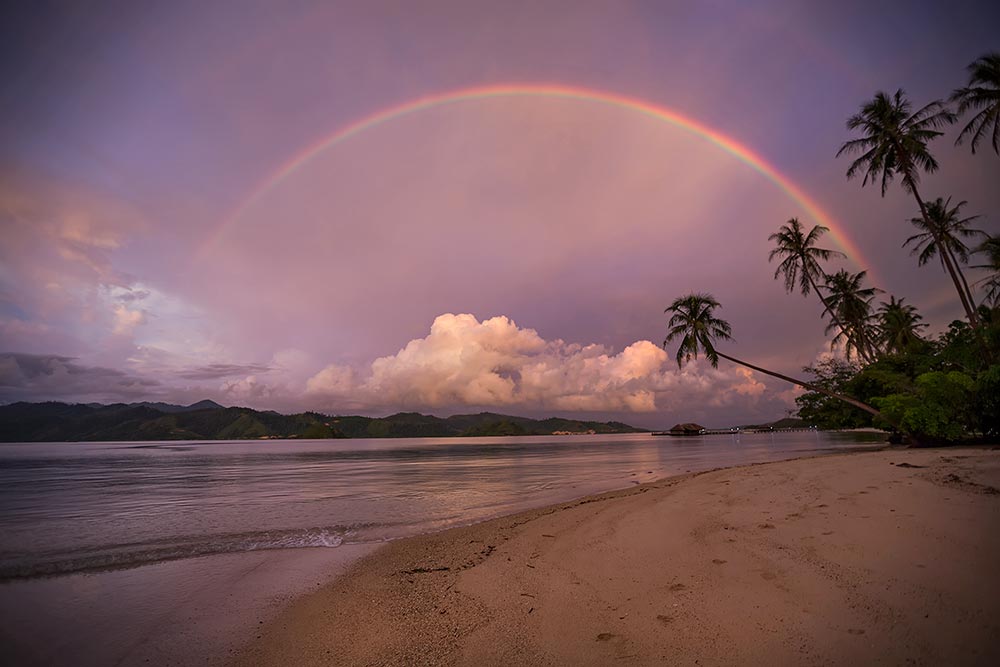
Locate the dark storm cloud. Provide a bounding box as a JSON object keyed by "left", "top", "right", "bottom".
{"left": 175, "top": 363, "right": 272, "bottom": 380}
{"left": 0, "top": 352, "right": 160, "bottom": 402}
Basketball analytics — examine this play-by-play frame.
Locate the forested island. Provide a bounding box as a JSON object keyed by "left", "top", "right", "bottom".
{"left": 0, "top": 401, "right": 645, "bottom": 442}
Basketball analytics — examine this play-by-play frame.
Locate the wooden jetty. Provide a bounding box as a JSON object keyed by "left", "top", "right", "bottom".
{"left": 652, "top": 426, "right": 817, "bottom": 436}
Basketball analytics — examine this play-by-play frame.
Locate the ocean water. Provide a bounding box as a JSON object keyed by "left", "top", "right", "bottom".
{"left": 0, "top": 431, "right": 884, "bottom": 581}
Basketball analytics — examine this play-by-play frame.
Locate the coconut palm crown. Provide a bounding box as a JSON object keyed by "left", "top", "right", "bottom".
{"left": 877, "top": 296, "right": 928, "bottom": 355}
{"left": 824, "top": 270, "right": 883, "bottom": 362}
{"left": 767, "top": 218, "right": 868, "bottom": 359}
{"left": 837, "top": 89, "right": 956, "bottom": 196}
{"left": 904, "top": 197, "right": 984, "bottom": 267}
{"left": 768, "top": 218, "right": 844, "bottom": 297}
{"left": 663, "top": 293, "right": 732, "bottom": 368}
{"left": 951, "top": 52, "right": 1000, "bottom": 155}
{"left": 903, "top": 197, "right": 985, "bottom": 310}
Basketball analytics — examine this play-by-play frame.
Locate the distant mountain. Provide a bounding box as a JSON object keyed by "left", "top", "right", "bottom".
{"left": 0, "top": 402, "right": 646, "bottom": 442}
{"left": 328, "top": 411, "right": 645, "bottom": 439}
{"left": 129, "top": 400, "right": 226, "bottom": 413}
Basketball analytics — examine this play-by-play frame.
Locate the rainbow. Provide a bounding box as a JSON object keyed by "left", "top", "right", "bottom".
{"left": 203, "top": 83, "right": 871, "bottom": 278}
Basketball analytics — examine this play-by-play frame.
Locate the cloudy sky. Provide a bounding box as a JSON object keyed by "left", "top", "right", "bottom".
{"left": 1, "top": 1, "right": 997, "bottom": 427}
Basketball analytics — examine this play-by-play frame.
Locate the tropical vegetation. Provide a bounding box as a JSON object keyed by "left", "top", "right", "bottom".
{"left": 664, "top": 52, "right": 999, "bottom": 445}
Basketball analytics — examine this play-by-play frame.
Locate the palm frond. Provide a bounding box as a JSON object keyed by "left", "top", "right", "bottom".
{"left": 951, "top": 53, "right": 1000, "bottom": 154}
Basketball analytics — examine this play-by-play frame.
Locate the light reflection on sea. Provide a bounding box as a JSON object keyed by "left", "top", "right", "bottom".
{"left": 0, "top": 431, "right": 884, "bottom": 579}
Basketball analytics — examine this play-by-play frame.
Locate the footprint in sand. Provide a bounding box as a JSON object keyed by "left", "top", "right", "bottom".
{"left": 669, "top": 583, "right": 687, "bottom": 592}
{"left": 657, "top": 615, "right": 674, "bottom": 625}
{"left": 596, "top": 633, "right": 619, "bottom": 642}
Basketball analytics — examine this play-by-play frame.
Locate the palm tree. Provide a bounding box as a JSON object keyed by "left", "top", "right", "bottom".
{"left": 973, "top": 236, "right": 1000, "bottom": 306}
{"left": 767, "top": 218, "right": 869, "bottom": 359}
{"left": 903, "top": 197, "right": 985, "bottom": 309}
{"left": 663, "top": 293, "right": 884, "bottom": 419}
{"left": 877, "top": 296, "right": 927, "bottom": 355}
{"left": 836, "top": 90, "right": 979, "bottom": 327}
{"left": 823, "top": 270, "right": 882, "bottom": 362}
{"left": 951, "top": 52, "right": 1000, "bottom": 155}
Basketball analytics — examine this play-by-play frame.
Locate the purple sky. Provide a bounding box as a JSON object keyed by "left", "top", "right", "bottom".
{"left": 1, "top": 1, "right": 998, "bottom": 427}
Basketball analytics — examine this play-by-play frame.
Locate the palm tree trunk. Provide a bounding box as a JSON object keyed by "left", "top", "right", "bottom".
{"left": 713, "top": 350, "right": 893, "bottom": 425}
{"left": 938, "top": 250, "right": 978, "bottom": 313}
{"left": 855, "top": 323, "right": 880, "bottom": 364}
{"left": 806, "top": 273, "right": 875, "bottom": 364}
{"left": 950, "top": 246, "right": 978, "bottom": 310}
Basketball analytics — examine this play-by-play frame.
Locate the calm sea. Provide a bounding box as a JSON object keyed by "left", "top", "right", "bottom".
{"left": 0, "top": 431, "right": 884, "bottom": 581}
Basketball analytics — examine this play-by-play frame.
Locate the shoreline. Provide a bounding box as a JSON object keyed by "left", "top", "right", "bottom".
{"left": 234, "top": 446, "right": 1000, "bottom": 666}
{"left": 0, "top": 544, "right": 378, "bottom": 666}
{"left": 0, "top": 434, "right": 887, "bottom": 666}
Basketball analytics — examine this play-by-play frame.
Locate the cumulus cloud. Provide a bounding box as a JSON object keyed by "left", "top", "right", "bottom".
{"left": 306, "top": 313, "right": 782, "bottom": 415}
{"left": 221, "top": 374, "right": 280, "bottom": 401}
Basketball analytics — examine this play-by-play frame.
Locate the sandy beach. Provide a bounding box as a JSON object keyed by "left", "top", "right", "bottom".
{"left": 235, "top": 447, "right": 1000, "bottom": 666}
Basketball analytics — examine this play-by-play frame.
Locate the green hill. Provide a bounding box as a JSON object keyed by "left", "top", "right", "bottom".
{"left": 0, "top": 402, "right": 646, "bottom": 442}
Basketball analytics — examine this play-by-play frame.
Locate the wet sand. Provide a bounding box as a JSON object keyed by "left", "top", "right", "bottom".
{"left": 235, "top": 447, "right": 1000, "bottom": 666}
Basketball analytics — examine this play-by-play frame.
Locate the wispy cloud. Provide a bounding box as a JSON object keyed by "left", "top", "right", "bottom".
{"left": 176, "top": 362, "right": 273, "bottom": 380}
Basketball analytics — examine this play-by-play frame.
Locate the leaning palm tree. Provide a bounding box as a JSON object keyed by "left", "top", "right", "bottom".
{"left": 951, "top": 52, "right": 1000, "bottom": 155}
{"left": 663, "top": 293, "right": 884, "bottom": 419}
{"left": 836, "top": 90, "right": 979, "bottom": 327}
{"left": 823, "top": 270, "right": 882, "bottom": 362}
{"left": 877, "top": 296, "right": 927, "bottom": 355}
{"left": 767, "top": 218, "right": 867, "bottom": 359}
{"left": 903, "top": 197, "right": 985, "bottom": 309}
{"left": 973, "top": 236, "right": 1000, "bottom": 306}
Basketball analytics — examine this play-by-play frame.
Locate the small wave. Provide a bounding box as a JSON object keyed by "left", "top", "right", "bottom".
{"left": 0, "top": 525, "right": 368, "bottom": 580}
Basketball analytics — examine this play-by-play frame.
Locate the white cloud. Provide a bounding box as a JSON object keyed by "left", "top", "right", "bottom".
{"left": 306, "top": 313, "right": 781, "bottom": 414}
{"left": 221, "top": 374, "right": 277, "bottom": 401}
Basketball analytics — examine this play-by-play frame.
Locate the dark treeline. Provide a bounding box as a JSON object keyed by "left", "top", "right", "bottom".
{"left": 0, "top": 401, "right": 644, "bottom": 442}
{"left": 663, "top": 52, "right": 1000, "bottom": 445}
